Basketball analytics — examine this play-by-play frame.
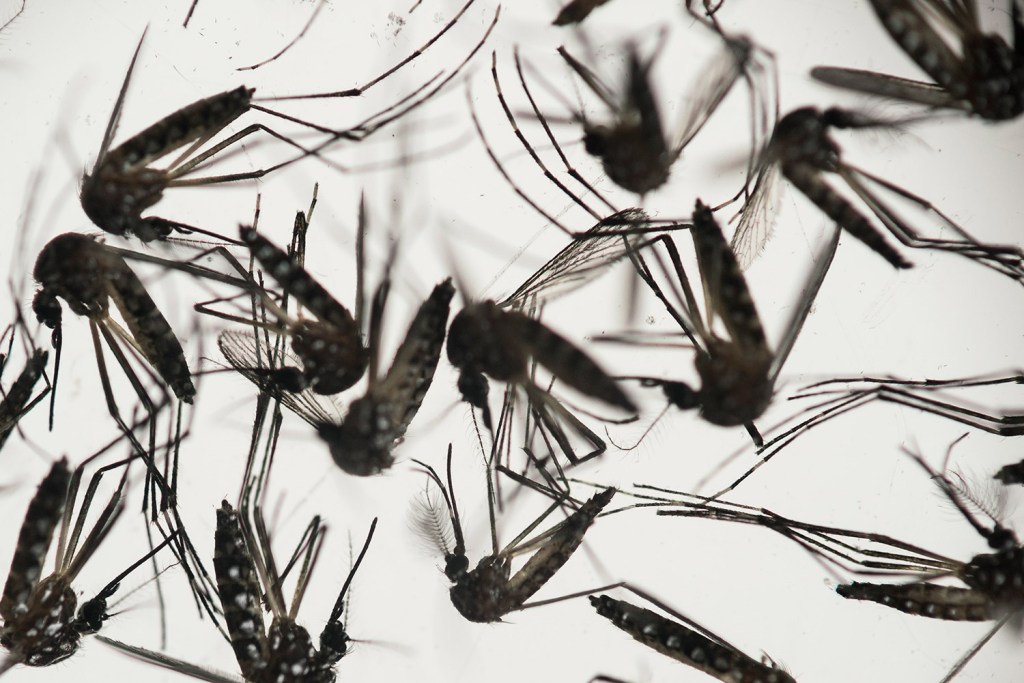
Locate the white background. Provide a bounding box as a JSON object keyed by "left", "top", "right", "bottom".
{"left": 1, "top": 0, "right": 1022, "bottom": 681}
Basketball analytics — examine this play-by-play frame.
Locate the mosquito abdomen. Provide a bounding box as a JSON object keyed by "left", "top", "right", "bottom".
{"left": 691, "top": 201, "right": 767, "bottom": 349}
{"left": 837, "top": 581, "right": 995, "bottom": 621}
{"left": 107, "top": 265, "right": 196, "bottom": 403}
{"left": 784, "top": 164, "right": 911, "bottom": 269}
{"left": 0, "top": 458, "right": 70, "bottom": 623}
{"left": 503, "top": 487, "right": 616, "bottom": 609}
{"left": 590, "top": 595, "right": 796, "bottom": 683}
{"left": 506, "top": 313, "right": 636, "bottom": 412}
{"left": 867, "top": 0, "right": 967, "bottom": 96}
{"left": 0, "top": 349, "right": 48, "bottom": 450}
{"left": 214, "top": 501, "right": 268, "bottom": 680}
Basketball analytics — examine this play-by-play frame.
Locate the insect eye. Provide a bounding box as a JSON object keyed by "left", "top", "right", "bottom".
{"left": 319, "top": 622, "right": 350, "bottom": 663}
{"left": 661, "top": 381, "right": 699, "bottom": 410}
{"left": 445, "top": 553, "right": 469, "bottom": 581}
{"left": 72, "top": 596, "right": 108, "bottom": 634}
{"left": 32, "top": 291, "right": 61, "bottom": 329}
{"left": 583, "top": 130, "right": 607, "bottom": 156}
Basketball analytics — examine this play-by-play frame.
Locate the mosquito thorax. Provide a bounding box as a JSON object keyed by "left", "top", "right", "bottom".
{"left": 447, "top": 302, "right": 526, "bottom": 380}
{"left": 965, "top": 38, "right": 1024, "bottom": 120}
{"left": 1, "top": 574, "right": 80, "bottom": 667}
{"left": 772, "top": 107, "right": 839, "bottom": 170}
{"left": 448, "top": 556, "right": 513, "bottom": 623}
{"left": 658, "top": 380, "right": 700, "bottom": 411}
{"left": 33, "top": 234, "right": 109, "bottom": 317}
{"left": 81, "top": 167, "right": 167, "bottom": 240}
{"left": 693, "top": 344, "right": 773, "bottom": 426}
{"left": 290, "top": 320, "right": 368, "bottom": 395}
{"left": 264, "top": 618, "right": 333, "bottom": 683}
{"left": 318, "top": 398, "right": 396, "bottom": 476}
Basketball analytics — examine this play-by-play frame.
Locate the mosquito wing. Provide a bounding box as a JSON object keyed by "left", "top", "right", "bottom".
{"left": 503, "top": 209, "right": 651, "bottom": 307}
{"left": 218, "top": 330, "right": 342, "bottom": 428}
{"left": 730, "top": 161, "right": 782, "bottom": 270}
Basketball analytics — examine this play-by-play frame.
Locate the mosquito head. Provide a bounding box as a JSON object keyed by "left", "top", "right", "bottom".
{"left": 655, "top": 379, "right": 700, "bottom": 411}
{"left": 71, "top": 584, "right": 116, "bottom": 635}
{"left": 31, "top": 289, "right": 61, "bottom": 331}
{"left": 318, "top": 620, "right": 350, "bottom": 666}
{"left": 987, "top": 524, "right": 1018, "bottom": 551}
{"left": 456, "top": 371, "right": 490, "bottom": 419}
{"left": 444, "top": 552, "right": 469, "bottom": 582}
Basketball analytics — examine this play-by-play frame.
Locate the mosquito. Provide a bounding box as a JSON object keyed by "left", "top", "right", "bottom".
{"left": 605, "top": 199, "right": 838, "bottom": 449}
{"left": 0, "top": 451, "right": 179, "bottom": 674}
{"left": 28, "top": 231, "right": 247, "bottom": 522}
{"left": 99, "top": 501, "right": 377, "bottom": 683}
{"left": 549, "top": 21, "right": 773, "bottom": 199}
{"left": 589, "top": 584, "right": 796, "bottom": 683}
{"left": 0, "top": 306, "right": 50, "bottom": 453}
{"left": 84, "top": 3, "right": 499, "bottom": 244}
{"left": 215, "top": 197, "right": 455, "bottom": 475}
{"left": 470, "top": 51, "right": 695, "bottom": 238}
{"left": 730, "top": 105, "right": 1024, "bottom": 279}
{"left": 811, "top": 0, "right": 1024, "bottom": 121}
{"left": 219, "top": 270, "right": 454, "bottom": 477}
{"left": 445, "top": 220, "right": 641, "bottom": 466}
{"left": 638, "top": 449, "right": 1024, "bottom": 682}
{"left": 413, "top": 444, "right": 616, "bottom": 623}
{"left": 32, "top": 232, "right": 194, "bottom": 459}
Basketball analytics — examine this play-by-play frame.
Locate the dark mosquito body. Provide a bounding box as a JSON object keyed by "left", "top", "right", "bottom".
{"left": 238, "top": 226, "right": 369, "bottom": 396}
{"left": 102, "top": 501, "right": 376, "bottom": 683}
{"left": 220, "top": 279, "right": 453, "bottom": 476}
{"left": 444, "top": 211, "right": 648, "bottom": 466}
{"left": 731, "top": 105, "right": 1024, "bottom": 279}
{"left": 316, "top": 277, "right": 454, "bottom": 476}
{"left": 447, "top": 301, "right": 635, "bottom": 425}
{"left": 0, "top": 455, "right": 176, "bottom": 673}
{"left": 214, "top": 502, "right": 355, "bottom": 682}
{"left": 33, "top": 232, "right": 195, "bottom": 403}
{"left": 548, "top": 22, "right": 774, "bottom": 198}
{"left": 615, "top": 199, "right": 837, "bottom": 448}
{"left": 80, "top": 35, "right": 321, "bottom": 244}
{"left": 553, "top": 0, "right": 612, "bottom": 25}
{"left": 590, "top": 586, "right": 796, "bottom": 683}
{"left": 84, "top": 5, "right": 499, "bottom": 244}
{"left": 635, "top": 451, "right": 1024, "bottom": 680}
{"left": 219, "top": 209, "right": 454, "bottom": 475}
{"left": 415, "top": 447, "right": 615, "bottom": 623}
{"left": 811, "top": 0, "right": 1024, "bottom": 121}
